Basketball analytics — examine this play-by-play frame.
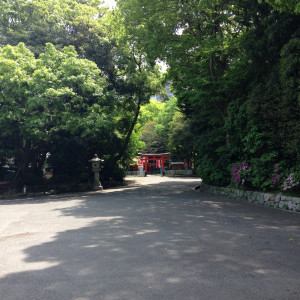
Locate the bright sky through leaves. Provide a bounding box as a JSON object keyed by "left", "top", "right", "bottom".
{"left": 103, "top": 0, "right": 116, "bottom": 8}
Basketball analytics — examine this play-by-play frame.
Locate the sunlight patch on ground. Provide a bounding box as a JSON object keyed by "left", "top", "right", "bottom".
{"left": 135, "top": 229, "right": 159, "bottom": 235}
{"left": 166, "top": 277, "right": 182, "bottom": 283}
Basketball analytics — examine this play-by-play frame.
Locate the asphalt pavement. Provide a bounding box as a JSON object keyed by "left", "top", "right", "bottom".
{"left": 0, "top": 176, "right": 300, "bottom": 300}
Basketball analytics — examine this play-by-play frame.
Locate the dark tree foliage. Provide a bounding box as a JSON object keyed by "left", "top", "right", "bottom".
{"left": 118, "top": 0, "right": 300, "bottom": 191}
{"left": 0, "top": 0, "right": 162, "bottom": 191}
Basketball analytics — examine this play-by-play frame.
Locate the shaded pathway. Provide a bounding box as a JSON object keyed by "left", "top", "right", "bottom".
{"left": 0, "top": 176, "right": 299, "bottom": 299}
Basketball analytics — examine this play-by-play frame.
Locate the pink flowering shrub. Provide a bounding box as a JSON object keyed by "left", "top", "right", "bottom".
{"left": 270, "top": 164, "right": 299, "bottom": 191}
{"left": 232, "top": 161, "right": 250, "bottom": 186}
{"left": 232, "top": 162, "right": 299, "bottom": 192}
{"left": 282, "top": 173, "right": 299, "bottom": 191}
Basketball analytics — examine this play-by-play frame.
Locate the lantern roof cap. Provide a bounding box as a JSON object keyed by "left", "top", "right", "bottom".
{"left": 89, "top": 154, "right": 104, "bottom": 162}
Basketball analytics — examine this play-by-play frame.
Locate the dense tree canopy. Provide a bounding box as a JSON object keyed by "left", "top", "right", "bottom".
{"left": 0, "top": 0, "right": 162, "bottom": 190}
{"left": 117, "top": 0, "right": 300, "bottom": 191}
{"left": 0, "top": 43, "right": 122, "bottom": 187}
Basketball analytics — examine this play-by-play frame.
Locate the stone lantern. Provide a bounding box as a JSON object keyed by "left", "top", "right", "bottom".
{"left": 89, "top": 154, "right": 104, "bottom": 191}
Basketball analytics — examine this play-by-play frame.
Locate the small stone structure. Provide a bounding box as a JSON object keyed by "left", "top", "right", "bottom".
{"left": 89, "top": 154, "right": 104, "bottom": 191}
{"left": 199, "top": 183, "right": 300, "bottom": 213}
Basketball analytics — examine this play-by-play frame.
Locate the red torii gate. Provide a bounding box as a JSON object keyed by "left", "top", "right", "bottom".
{"left": 139, "top": 153, "right": 170, "bottom": 176}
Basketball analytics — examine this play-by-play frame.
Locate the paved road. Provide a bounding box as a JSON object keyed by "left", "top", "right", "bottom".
{"left": 0, "top": 176, "right": 300, "bottom": 300}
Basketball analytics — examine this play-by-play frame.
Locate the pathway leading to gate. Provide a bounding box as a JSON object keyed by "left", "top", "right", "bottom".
{"left": 0, "top": 176, "right": 300, "bottom": 300}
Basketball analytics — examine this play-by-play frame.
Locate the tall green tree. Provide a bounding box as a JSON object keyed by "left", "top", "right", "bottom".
{"left": 117, "top": 0, "right": 300, "bottom": 189}
{"left": 0, "top": 0, "right": 163, "bottom": 185}
{"left": 117, "top": 0, "right": 251, "bottom": 184}
{"left": 103, "top": 9, "right": 162, "bottom": 165}
{"left": 0, "top": 43, "right": 120, "bottom": 188}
